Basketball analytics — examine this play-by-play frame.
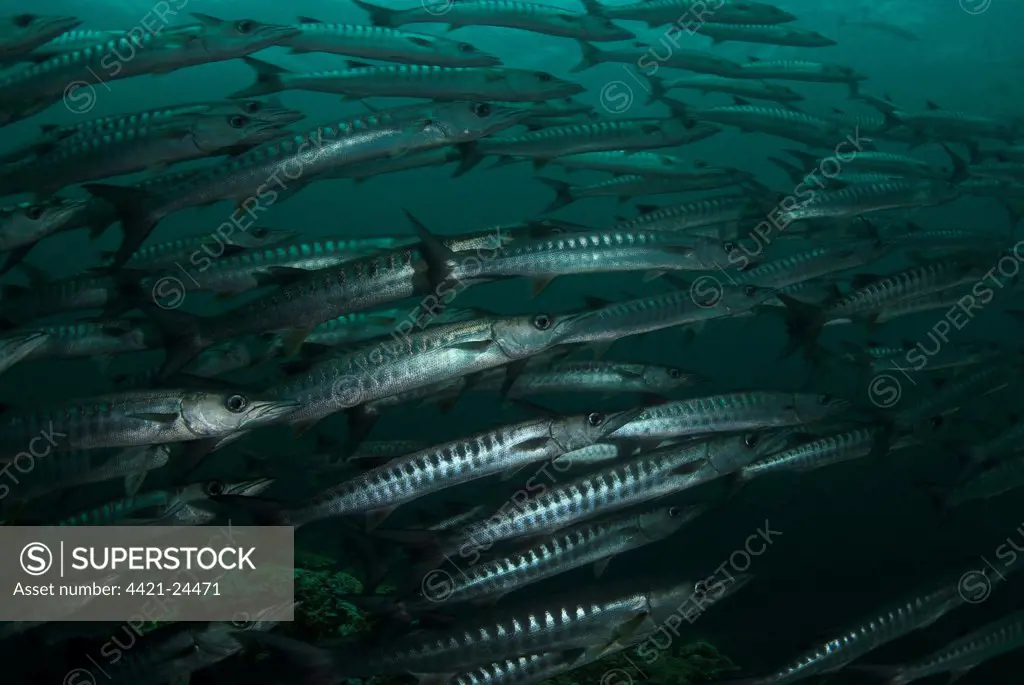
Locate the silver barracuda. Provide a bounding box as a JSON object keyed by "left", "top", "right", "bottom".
{"left": 592, "top": 0, "right": 797, "bottom": 28}
{"left": 699, "top": 23, "right": 836, "bottom": 47}
{"left": 109, "top": 225, "right": 299, "bottom": 271}
{"left": 231, "top": 58, "right": 582, "bottom": 102}
{"left": 662, "top": 74, "right": 805, "bottom": 105}
{"left": 281, "top": 16, "right": 500, "bottom": 66}
{"left": 85, "top": 101, "right": 528, "bottom": 268}
{"left": 0, "top": 13, "right": 81, "bottom": 62}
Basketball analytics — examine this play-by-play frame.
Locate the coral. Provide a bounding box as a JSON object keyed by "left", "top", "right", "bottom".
{"left": 543, "top": 641, "right": 736, "bottom": 685}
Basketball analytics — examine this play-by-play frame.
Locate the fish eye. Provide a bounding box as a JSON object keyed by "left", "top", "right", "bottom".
{"left": 226, "top": 394, "right": 249, "bottom": 413}
{"left": 229, "top": 115, "right": 248, "bottom": 128}
{"left": 25, "top": 205, "right": 44, "bottom": 220}
{"left": 587, "top": 412, "right": 605, "bottom": 427}
{"left": 668, "top": 506, "right": 680, "bottom": 517}
{"left": 472, "top": 103, "right": 491, "bottom": 117}
{"left": 668, "top": 368, "right": 682, "bottom": 379}
{"left": 743, "top": 433, "right": 760, "bottom": 448}
{"left": 252, "top": 227, "right": 268, "bottom": 237}
{"left": 458, "top": 42, "right": 474, "bottom": 52}
{"left": 204, "top": 480, "right": 226, "bottom": 496}
{"left": 743, "top": 285, "right": 756, "bottom": 296}
{"left": 236, "top": 20, "right": 254, "bottom": 33}
{"left": 532, "top": 314, "right": 552, "bottom": 330}
{"left": 930, "top": 415, "right": 944, "bottom": 428}
{"left": 535, "top": 72, "right": 552, "bottom": 82}
{"left": 242, "top": 100, "right": 260, "bottom": 113}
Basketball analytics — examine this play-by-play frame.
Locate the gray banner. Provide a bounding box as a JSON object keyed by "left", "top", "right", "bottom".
{"left": 1, "top": 525, "right": 294, "bottom": 621}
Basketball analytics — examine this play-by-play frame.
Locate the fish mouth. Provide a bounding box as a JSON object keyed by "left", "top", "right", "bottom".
{"left": 238, "top": 399, "right": 301, "bottom": 428}
{"left": 257, "top": 26, "right": 303, "bottom": 45}
{"left": 256, "top": 108, "right": 306, "bottom": 125}
{"left": 489, "top": 105, "right": 534, "bottom": 130}
{"left": 40, "top": 16, "right": 83, "bottom": 35}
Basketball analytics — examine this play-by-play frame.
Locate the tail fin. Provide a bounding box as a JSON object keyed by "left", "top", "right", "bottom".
{"left": 535, "top": 177, "right": 575, "bottom": 213}
{"left": 352, "top": 0, "right": 398, "bottom": 27}
{"left": 142, "top": 306, "right": 212, "bottom": 380}
{"left": 646, "top": 75, "right": 668, "bottom": 106}
{"left": 570, "top": 40, "right": 604, "bottom": 73}
{"left": 940, "top": 143, "right": 969, "bottom": 185}
{"left": 776, "top": 294, "right": 826, "bottom": 359}
{"left": 768, "top": 156, "right": 805, "bottom": 186}
{"left": 82, "top": 183, "right": 160, "bottom": 269}
{"left": 230, "top": 57, "right": 290, "bottom": 99}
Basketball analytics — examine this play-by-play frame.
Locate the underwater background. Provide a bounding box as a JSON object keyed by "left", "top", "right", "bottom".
{"left": 2, "top": 0, "right": 1024, "bottom": 682}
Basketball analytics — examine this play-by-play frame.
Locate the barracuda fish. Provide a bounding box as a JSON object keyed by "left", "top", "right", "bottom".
{"left": 3, "top": 113, "right": 294, "bottom": 195}
{"left": 0, "top": 330, "right": 48, "bottom": 377}
{"left": 86, "top": 101, "right": 527, "bottom": 268}
{"left": 105, "top": 226, "right": 299, "bottom": 271}
{"left": 614, "top": 193, "right": 774, "bottom": 234}
{"left": 471, "top": 360, "right": 705, "bottom": 399}
{"left": 465, "top": 120, "right": 721, "bottom": 173}
{"left": 881, "top": 99, "right": 1019, "bottom": 144}
{"left": 738, "top": 425, "right": 900, "bottom": 480}
{"left": 49, "top": 478, "right": 265, "bottom": 526}
{"left": 699, "top": 23, "right": 836, "bottom": 47}
{"left": 264, "top": 579, "right": 710, "bottom": 677}
{"left": 725, "top": 575, "right": 974, "bottom": 685}
{"left": 0, "top": 13, "right": 81, "bottom": 62}
{"left": 281, "top": 15, "right": 500, "bottom": 66}
{"left": 0, "top": 273, "right": 139, "bottom": 327}
{"left": 674, "top": 98, "right": 849, "bottom": 148}
{"left": 152, "top": 234, "right": 420, "bottom": 295}
{"left": 544, "top": 150, "right": 708, "bottom": 178}
{"left": 965, "top": 419, "right": 1024, "bottom": 467}
{"left": 731, "top": 240, "right": 887, "bottom": 290}
{"left": 266, "top": 311, "right": 586, "bottom": 431}
{"left": 538, "top": 169, "right": 749, "bottom": 212}
{"left": 929, "top": 452, "right": 1024, "bottom": 510}
{"left": 733, "top": 58, "right": 866, "bottom": 94}
{"left": 354, "top": 0, "right": 635, "bottom": 41}
{"left": 414, "top": 505, "right": 704, "bottom": 609}
{"left": 784, "top": 148, "right": 944, "bottom": 179}
{"left": 167, "top": 477, "right": 276, "bottom": 525}
{"left": 300, "top": 306, "right": 482, "bottom": 350}
{"left": 571, "top": 40, "right": 744, "bottom": 76}
{"left": 0, "top": 319, "right": 160, "bottom": 365}
{"left": 835, "top": 340, "right": 1002, "bottom": 375}
{"left": 662, "top": 74, "right": 805, "bottom": 105}
{"left": 592, "top": 0, "right": 797, "bottom": 28}
{"left": 34, "top": 98, "right": 303, "bottom": 148}
{"left": 234, "top": 409, "right": 638, "bottom": 528}
{"left": 896, "top": 363, "right": 1013, "bottom": 427}
{"left": 0, "top": 14, "right": 299, "bottom": 124}
{"left": 779, "top": 175, "right": 964, "bottom": 224}
{"left": 443, "top": 651, "right": 596, "bottom": 685}
{"left": 557, "top": 284, "right": 779, "bottom": 354}
{"left": 444, "top": 434, "right": 784, "bottom": 553}
{"left": 233, "top": 58, "right": 582, "bottom": 103}
{"left": 147, "top": 227, "right": 511, "bottom": 376}
{"left": 840, "top": 17, "right": 919, "bottom": 41}
{"left": 859, "top": 610, "right": 1024, "bottom": 685}
{"left": 445, "top": 226, "right": 742, "bottom": 291}
{"left": 0, "top": 197, "right": 98, "bottom": 273}
{"left": 13, "top": 28, "right": 124, "bottom": 63}
{"left": 608, "top": 392, "right": 849, "bottom": 441}
{"left": 781, "top": 254, "right": 993, "bottom": 331}
{"left": 9, "top": 444, "right": 170, "bottom": 504}
{"left": 0, "top": 390, "right": 300, "bottom": 455}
